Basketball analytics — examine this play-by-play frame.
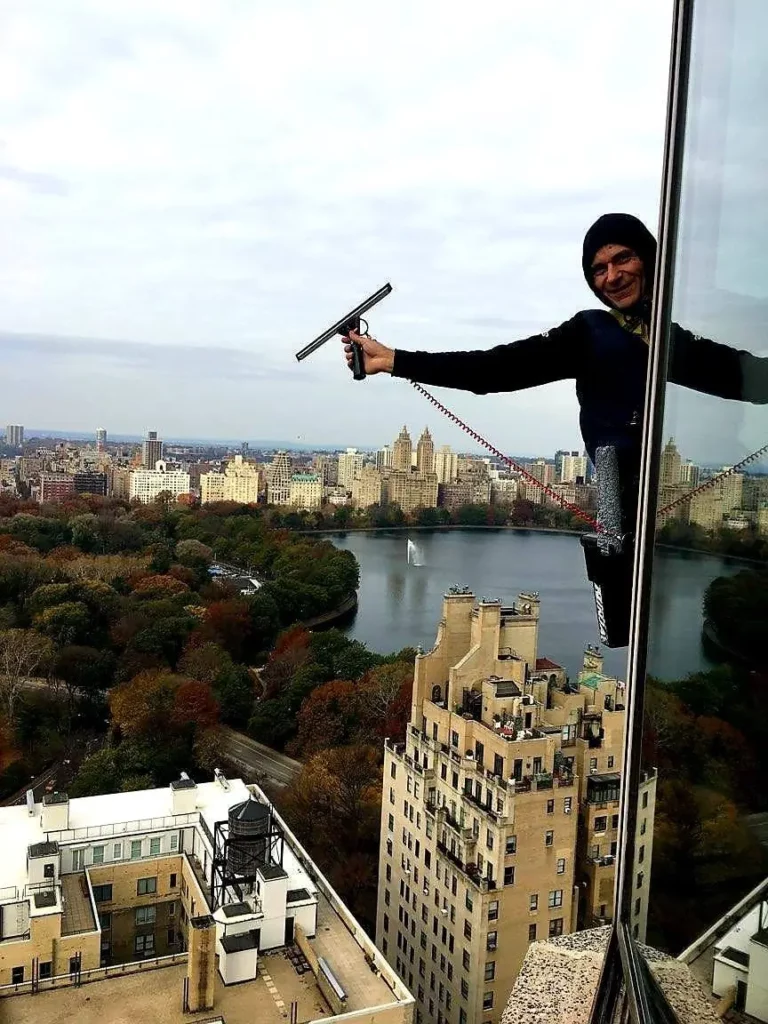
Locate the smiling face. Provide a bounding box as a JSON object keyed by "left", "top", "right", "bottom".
{"left": 590, "top": 243, "right": 646, "bottom": 310}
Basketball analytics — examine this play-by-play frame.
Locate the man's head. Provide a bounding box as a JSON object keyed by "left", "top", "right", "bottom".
{"left": 582, "top": 213, "right": 657, "bottom": 312}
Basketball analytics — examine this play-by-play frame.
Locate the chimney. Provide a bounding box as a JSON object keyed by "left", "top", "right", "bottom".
{"left": 170, "top": 776, "right": 198, "bottom": 815}
{"left": 41, "top": 792, "right": 69, "bottom": 832}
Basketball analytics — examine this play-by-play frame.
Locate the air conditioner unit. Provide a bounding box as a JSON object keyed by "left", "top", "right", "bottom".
{"left": 590, "top": 767, "right": 598, "bottom": 774}
{"left": 564, "top": 806, "right": 572, "bottom": 814}
{"left": 405, "top": 869, "right": 411, "bottom": 876}
{"left": 441, "top": 908, "right": 448, "bottom": 916}
{"left": 423, "top": 887, "right": 429, "bottom": 896}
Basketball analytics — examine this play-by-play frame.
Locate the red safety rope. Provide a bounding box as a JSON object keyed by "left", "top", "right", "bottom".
{"left": 410, "top": 380, "right": 768, "bottom": 529}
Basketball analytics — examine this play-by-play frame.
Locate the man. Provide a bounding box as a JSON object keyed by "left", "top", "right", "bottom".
{"left": 341, "top": 212, "right": 768, "bottom": 644}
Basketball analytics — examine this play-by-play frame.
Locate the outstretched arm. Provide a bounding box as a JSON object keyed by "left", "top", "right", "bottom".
{"left": 670, "top": 324, "right": 768, "bottom": 403}
{"left": 344, "top": 314, "right": 587, "bottom": 395}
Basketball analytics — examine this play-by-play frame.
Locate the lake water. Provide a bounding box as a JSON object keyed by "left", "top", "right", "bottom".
{"left": 330, "top": 529, "right": 744, "bottom": 681}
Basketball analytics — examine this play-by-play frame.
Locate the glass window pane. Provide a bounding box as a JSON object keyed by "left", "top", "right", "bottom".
{"left": 640, "top": 1, "right": 768, "bottom": 1004}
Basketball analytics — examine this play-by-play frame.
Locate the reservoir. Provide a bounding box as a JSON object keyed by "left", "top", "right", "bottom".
{"left": 331, "top": 529, "right": 743, "bottom": 681}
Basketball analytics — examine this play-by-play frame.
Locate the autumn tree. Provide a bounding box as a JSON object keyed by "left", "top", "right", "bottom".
{"left": 281, "top": 744, "right": 382, "bottom": 929}
{"left": 0, "top": 629, "right": 55, "bottom": 724}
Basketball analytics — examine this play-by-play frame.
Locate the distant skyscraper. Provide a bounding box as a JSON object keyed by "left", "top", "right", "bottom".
{"left": 142, "top": 430, "right": 163, "bottom": 469}
{"left": 434, "top": 445, "right": 458, "bottom": 484}
{"left": 560, "top": 452, "right": 588, "bottom": 484}
{"left": 392, "top": 426, "right": 412, "bottom": 472}
{"left": 680, "top": 460, "right": 700, "bottom": 487}
{"left": 267, "top": 451, "right": 293, "bottom": 506}
{"left": 96, "top": 427, "right": 107, "bottom": 453}
{"left": 5, "top": 425, "right": 24, "bottom": 448}
{"left": 416, "top": 427, "right": 435, "bottom": 475}
{"left": 376, "top": 446, "right": 393, "bottom": 472}
{"left": 660, "top": 438, "right": 682, "bottom": 488}
{"left": 338, "top": 448, "right": 364, "bottom": 490}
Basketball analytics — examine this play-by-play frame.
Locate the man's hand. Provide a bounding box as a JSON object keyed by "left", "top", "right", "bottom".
{"left": 343, "top": 330, "right": 395, "bottom": 375}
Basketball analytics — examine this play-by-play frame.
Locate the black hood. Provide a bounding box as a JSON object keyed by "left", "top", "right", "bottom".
{"left": 582, "top": 213, "right": 657, "bottom": 317}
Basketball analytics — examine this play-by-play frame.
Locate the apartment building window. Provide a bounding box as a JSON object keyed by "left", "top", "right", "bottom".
{"left": 39, "top": 962, "right": 52, "bottom": 980}
{"left": 415, "top": 781, "right": 420, "bottom": 798}
{"left": 388, "top": 814, "right": 394, "bottom": 832}
{"left": 465, "top": 890, "right": 473, "bottom": 912}
{"left": 170, "top": 833, "right": 178, "bottom": 851}
{"left": 546, "top": 799, "right": 554, "bottom": 814}
{"left": 131, "top": 840, "right": 142, "bottom": 860}
{"left": 486, "top": 828, "right": 493, "bottom": 850}
{"left": 99, "top": 911, "right": 111, "bottom": 930}
{"left": 594, "top": 816, "right": 607, "bottom": 834}
{"left": 72, "top": 849, "right": 84, "bottom": 871}
{"left": 137, "top": 877, "right": 157, "bottom": 896}
{"left": 419, "top": 958, "right": 425, "bottom": 978}
{"left": 591, "top": 844, "right": 600, "bottom": 860}
{"left": 449, "top": 935, "right": 454, "bottom": 953}
{"left": 383, "top": 913, "right": 389, "bottom": 932}
{"left": 589, "top": 757, "right": 598, "bottom": 771}
{"left": 168, "top": 901, "right": 176, "bottom": 917}
{"left": 441, "top": 764, "right": 447, "bottom": 780}
{"left": 607, "top": 756, "right": 614, "bottom": 768}
{"left": 407, "top": 776, "right": 412, "bottom": 793}
{"left": 11, "top": 967, "right": 24, "bottom": 985}
{"left": 487, "top": 931, "right": 497, "bottom": 951}
{"left": 529, "top": 894, "right": 538, "bottom": 911}
{"left": 548, "top": 918, "right": 563, "bottom": 937}
{"left": 113, "top": 842, "right": 122, "bottom": 859}
{"left": 461, "top": 980, "right": 469, "bottom": 999}
{"left": 149, "top": 837, "right": 161, "bottom": 856}
{"left": 389, "top": 787, "right": 395, "bottom": 805}
{"left": 136, "top": 905, "right": 156, "bottom": 925}
{"left": 488, "top": 899, "right": 498, "bottom": 921}
{"left": 475, "top": 741, "right": 484, "bottom": 765}
{"left": 452, "top": 771, "right": 459, "bottom": 789}
{"left": 459, "top": 1010, "right": 467, "bottom": 1024}
{"left": 563, "top": 797, "right": 572, "bottom": 814}
{"left": 484, "top": 961, "right": 495, "bottom": 982}
{"left": 635, "top": 898, "right": 641, "bottom": 917}
{"left": 135, "top": 934, "right": 154, "bottom": 956}
{"left": 504, "top": 866, "right": 515, "bottom": 885}
{"left": 548, "top": 890, "right": 563, "bottom": 909}
{"left": 544, "top": 831, "right": 554, "bottom": 847}
{"left": 93, "top": 884, "right": 112, "bottom": 902}
{"left": 505, "top": 835, "right": 517, "bottom": 854}
{"left": 483, "top": 992, "right": 494, "bottom": 1010}
{"left": 462, "top": 950, "right": 470, "bottom": 970}
{"left": 556, "top": 858, "right": 566, "bottom": 874}
{"left": 390, "top": 762, "right": 397, "bottom": 778}
{"left": 463, "top": 920, "right": 472, "bottom": 939}
{"left": 446, "top": 991, "right": 452, "bottom": 1010}
{"left": 447, "top": 963, "right": 453, "bottom": 980}
{"left": 612, "top": 814, "right": 619, "bottom": 829}
{"left": 528, "top": 924, "right": 537, "bottom": 941}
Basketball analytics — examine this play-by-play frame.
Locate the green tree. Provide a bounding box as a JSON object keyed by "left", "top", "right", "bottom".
{"left": 33, "top": 601, "right": 94, "bottom": 646}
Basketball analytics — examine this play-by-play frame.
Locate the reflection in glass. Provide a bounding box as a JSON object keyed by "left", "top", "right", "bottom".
{"left": 641, "top": 4, "right": 768, "bottom": 1016}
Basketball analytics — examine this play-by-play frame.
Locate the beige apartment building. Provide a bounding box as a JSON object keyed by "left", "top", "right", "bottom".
{"left": 384, "top": 472, "right": 439, "bottom": 516}
{"left": 288, "top": 472, "right": 322, "bottom": 510}
{"left": 352, "top": 465, "right": 383, "bottom": 509}
{"left": 376, "top": 589, "right": 655, "bottom": 1024}
{"left": 0, "top": 775, "right": 412, "bottom": 1024}
{"left": 688, "top": 471, "right": 743, "bottom": 530}
{"left": 200, "top": 455, "right": 260, "bottom": 505}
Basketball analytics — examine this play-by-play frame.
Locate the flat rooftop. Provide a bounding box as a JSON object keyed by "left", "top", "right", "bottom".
{"left": 0, "top": 953, "right": 331, "bottom": 1024}
{"left": 0, "top": 779, "right": 252, "bottom": 895}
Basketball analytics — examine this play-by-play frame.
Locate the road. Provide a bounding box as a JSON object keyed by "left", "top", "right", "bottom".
{"left": 217, "top": 725, "right": 302, "bottom": 788}
{"left": 12, "top": 678, "right": 301, "bottom": 790}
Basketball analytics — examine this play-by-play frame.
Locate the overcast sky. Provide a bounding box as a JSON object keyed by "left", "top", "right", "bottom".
{"left": 0, "top": 1, "right": 701, "bottom": 456}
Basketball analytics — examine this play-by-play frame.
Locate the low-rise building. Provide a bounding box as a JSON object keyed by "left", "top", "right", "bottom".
{"left": 0, "top": 774, "right": 413, "bottom": 1024}
{"left": 38, "top": 473, "right": 75, "bottom": 504}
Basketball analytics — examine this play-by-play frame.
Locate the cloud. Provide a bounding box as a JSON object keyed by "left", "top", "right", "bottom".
{"left": 8, "top": 0, "right": 757, "bottom": 464}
